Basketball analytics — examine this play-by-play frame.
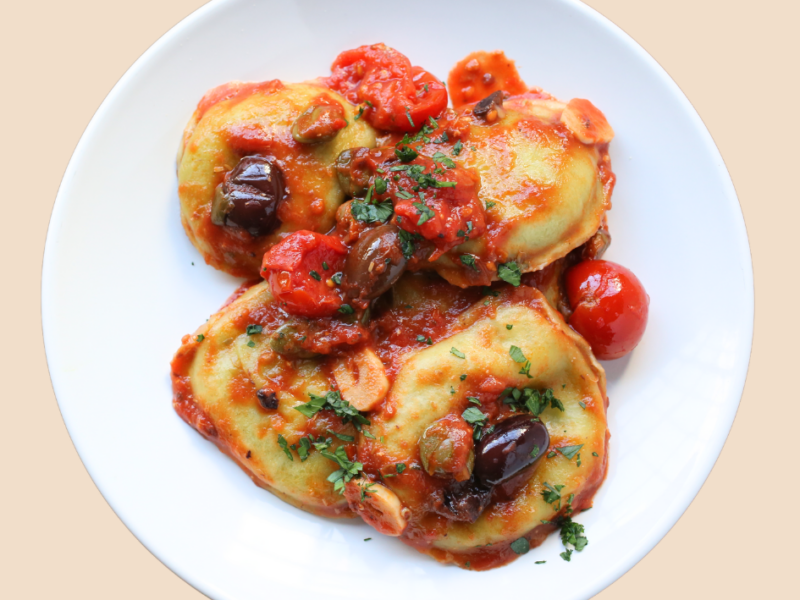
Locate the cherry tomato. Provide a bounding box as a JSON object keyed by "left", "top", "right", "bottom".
{"left": 261, "top": 231, "right": 347, "bottom": 317}
{"left": 564, "top": 260, "right": 649, "bottom": 360}
{"left": 326, "top": 44, "right": 448, "bottom": 132}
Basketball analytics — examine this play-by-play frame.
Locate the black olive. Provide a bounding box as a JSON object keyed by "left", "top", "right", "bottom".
{"left": 256, "top": 388, "right": 278, "bottom": 410}
{"left": 473, "top": 90, "right": 506, "bottom": 121}
{"left": 342, "top": 224, "right": 408, "bottom": 302}
{"left": 429, "top": 479, "right": 492, "bottom": 523}
{"left": 473, "top": 415, "right": 549, "bottom": 486}
{"left": 211, "top": 155, "right": 284, "bottom": 237}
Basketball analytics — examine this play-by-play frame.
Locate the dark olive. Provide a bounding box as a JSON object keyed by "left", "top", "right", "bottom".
{"left": 473, "top": 90, "right": 506, "bottom": 122}
{"left": 211, "top": 155, "right": 284, "bottom": 237}
{"left": 342, "top": 224, "right": 408, "bottom": 302}
{"left": 474, "top": 415, "right": 549, "bottom": 486}
{"left": 430, "top": 479, "right": 492, "bottom": 523}
{"left": 256, "top": 388, "right": 278, "bottom": 410}
{"left": 292, "top": 103, "right": 347, "bottom": 144}
{"left": 269, "top": 323, "right": 318, "bottom": 359}
{"left": 335, "top": 148, "right": 373, "bottom": 197}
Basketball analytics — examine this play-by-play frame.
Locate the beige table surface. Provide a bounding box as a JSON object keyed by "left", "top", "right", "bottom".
{"left": 4, "top": 0, "right": 796, "bottom": 597}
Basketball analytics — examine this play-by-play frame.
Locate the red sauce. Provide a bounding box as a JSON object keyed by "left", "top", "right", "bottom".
{"left": 448, "top": 51, "right": 528, "bottom": 110}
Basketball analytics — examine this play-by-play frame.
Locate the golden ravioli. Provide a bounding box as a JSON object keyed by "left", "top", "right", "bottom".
{"left": 178, "top": 81, "right": 377, "bottom": 278}
{"left": 348, "top": 281, "right": 608, "bottom": 569}
{"left": 414, "top": 94, "right": 614, "bottom": 287}
{"left": 171, "top": 281, "right": 366, "bottom": 517}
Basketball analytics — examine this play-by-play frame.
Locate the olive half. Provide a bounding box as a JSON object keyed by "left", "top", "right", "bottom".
{"left": 211, "top": 155, "right": 284, "bottom": 237}
{"left": 473, "top": 415, "right": 549, "bottom": 486}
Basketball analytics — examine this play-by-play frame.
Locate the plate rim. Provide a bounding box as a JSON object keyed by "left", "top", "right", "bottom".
{"left": 41, "top": 0, "right": 755, "bottom": 597}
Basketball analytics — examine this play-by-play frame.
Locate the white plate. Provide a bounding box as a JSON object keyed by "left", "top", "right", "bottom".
{"left": 42, "top": 0, "right": 753, "bottom": 598}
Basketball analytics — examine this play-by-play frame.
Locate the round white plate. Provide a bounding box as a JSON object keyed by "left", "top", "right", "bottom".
{"left": 42, "top": 0, "right": 753, "bottom": 598}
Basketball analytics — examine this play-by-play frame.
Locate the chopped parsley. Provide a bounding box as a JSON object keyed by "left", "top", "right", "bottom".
{"left": 509, "top": 345, "right": 527, "bottom": 363}
{"left": 405, "top": 106, "right": 415, "bottom": 128}
{"left": 398, "top": 229, "right": 417, "bottom": 258}
{"left": 579, "top": 401, "right": 587, "bottom": 409}
{"left": 396, "top": 463, "right": 406, "bottom": 474}
{"left": 322, "top": 261, "right": 329, "bottom": 270}
{"left": 195, "top": 334, "right": 204, "bottom": 342}
{"left": 321, "top": 445, "right": 363, "bottom": 494}
{"left": 547, "top": 451, "right": 557, "bottom": 458}
{"left": 331, "top": 272, "right": 343, "bottom": 285}
{"left": 374, "top": 176, "right": 387, "bottom": 195}
{"left": 462, "top": 406, "right": 490, "bottom": 439}
{"left": 416, "top": 335, "right": 433, "bottom": 344}
{"left": 431, "top": 151, "right": 457, "bottom": 169}
{"left": 338, "top": 304, "right": 355, "bottom": 315}
{"left": 558, "top": 444, "right": 584, "bottom": 460}
{"left": 277, "top": 434, "right": 293, "bottom": 461}
{"left": 468, "top": 396, "right": 482, "bottom": 405}
{"left": 412, "top": 200, "right": 435, "bottom": 226}
{"left": 542, "top": 482, "right": 564, "bottom": 506}
{"left": 433, "top": 131, "right": 449, "bottom": 144}
{"left": 294, "top": 390, "right": 369, "bottom": 429}
{"left": 450, "top": 347, "right": 466, "bottom": 359}
{"left": 560, "top": 517, "right": 588, "bottom": 554}
{"left": 497, "top": 261, "right": 522, "bottom": 286}
{"left": 506, "top": 324, "right": 513, "bottom": 330}
{"left": 509, "top": 538, "right": 530, "bottom": 555}
{"left": 452, "top": 140, "right": 463, "bottom": 156}
{"left": 246, "top": 324, "right": 263, "bottom": 335}
{"left": 395, "top": 145, "right": 418, "bottom": 162}
{"left": 460, "top": 374, "right": 467, "bottom": 381}
{"left": 592, "top": 452, "right": 599, "bottom": 457}
{"left": 309, "top": 270, "right": 321, "bottom": 281}
{"left": 460, "top": 254, "right": 479, "bottom": 271}
{"left": 351, "top": 199, "right": 394, "bottom": 224}
{"left": 247, "top": 340, "right": 256, "bottom": 348}
{"left": 485, "top": 200, "right": 496, "bottom": 209}
{"left": 500, "top": 387, "right": 564, "bottom": 415}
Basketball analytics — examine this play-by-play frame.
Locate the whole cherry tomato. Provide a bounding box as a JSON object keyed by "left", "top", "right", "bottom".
{"left": 326, "top": 43, "right": 448, "bottom": 132}
{"left": 564, "top": 260, "right": 649, "bottom": 360}
{"left": 261, "top": 231, "right": 347, "bottom": 317}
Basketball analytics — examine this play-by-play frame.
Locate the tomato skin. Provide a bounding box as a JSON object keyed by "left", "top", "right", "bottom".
{"left": 261, "top": 231, "right": 347, "bottom": 317}
{"left": 327, "top": 44, "right": 448, "bottom": 132}
{"left": 564, "top": 260, "right": 649, "bottom": 360}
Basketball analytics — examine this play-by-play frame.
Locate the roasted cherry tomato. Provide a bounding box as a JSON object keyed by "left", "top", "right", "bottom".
{"left": 261, "top": 231, "right": 347, "bottom": 317}
{"left": 564, "top": 259, "right": 649, "bottom": 360}
{"left": 326, "top": 44, "right": 448, "bottom": 132}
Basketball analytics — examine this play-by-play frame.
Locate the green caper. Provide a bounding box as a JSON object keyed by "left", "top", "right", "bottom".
{"left": 291, "top": 103, "right": 346, "bottom": 144}
{"left": 269, "top": 324, "right": 318, "bottom": 359}
{"left": 210, "top": 183, "right": 234, "bottom": 226}
{"left": 419, "top": 415, "right": 475, "bottom": 481}
{"left": 335, "top": 148, "right": 372, "bottom": 197}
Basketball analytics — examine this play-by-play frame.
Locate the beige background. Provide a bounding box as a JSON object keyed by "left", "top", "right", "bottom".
{"left": 3, "top": 0, "right": 796, "bottom": 597}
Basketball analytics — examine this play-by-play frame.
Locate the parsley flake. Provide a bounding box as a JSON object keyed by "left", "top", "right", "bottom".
{"left": 450, "top": 347, "right": 466, "bottom": 359}
{"left": 509, "top": 345, "right": 527, "bottom": 363}
{"left": 395, "top": 145, "right": 418, "bottom": 163}
{"left": 246, "top": 324, "right": 263, "bottom": 335}
{"left": 338, "top": 304, "right": 355, "bottom": 315}
{"left": 351, "top": 199, "right": 394, "bottom": 224}
{"left": 412, "top": 201, "right": 435, "bottom": 226}
{"left": 309, "top": 270, "right": 321, "bottom": 281}
{"left": 460, "top": 254, "right": 479, "bottom": 271}
{"left": 558, "top": 444, "right": 584, "bottom": 460}
{"left": 277, "top": 434, "right": 293, "bottom": 461}
{"left": 453, "top": 140, "right": 463, "bottom": 156}
{"left": 510, "top": 538, "right": 530, "bottom": 555}
{"left": 195, "top": 334, "right": 205, "bottom": 342}
{"left": 497, "top": 262, "right": 522, "bottom": 286}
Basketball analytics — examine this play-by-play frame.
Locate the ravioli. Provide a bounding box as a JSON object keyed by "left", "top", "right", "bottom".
{"left": 410, "top": 94, "right": 614, "bottom": 287}
{"left": 178, "top": 81, "right": 377, "bottom": 277}
{"left": 170, "top": 281, "right": 361, "bottom": 517}
{"left": 348, "top": 282, "right": 608, "bottom": 569}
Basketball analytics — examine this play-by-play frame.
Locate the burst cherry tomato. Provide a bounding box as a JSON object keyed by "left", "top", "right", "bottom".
{"left": 564, "top": 260, "right": 649, "bottom": 360}
{"left": 326, "top": 43, "right": 448, "bottom": 132}
{"left": 261, "top": 231, "right": 347, "bottom": 317}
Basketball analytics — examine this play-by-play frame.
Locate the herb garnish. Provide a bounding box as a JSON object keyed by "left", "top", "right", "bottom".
{"left": 497, "top": 261, "right": 522, "bottom": 286}
{"left": 294, "top": 390, "right": 369, "bottom": 430}
{"left": 452, "top": 140, "right": 463, "bottom": 156}
{"left": 277, "top": 434, "right": 293, "bottom": 461}
{"left": 558, "top": 444, "right": 584, "bottom": 460}
{"left": 246, "top": 324, "right": 263, "bottom": 335}
{"left": 395, "top": 145, "right": 418, "bottom": 162}
{"left": 500, "top": 387, "right": 565, "bottom": 416}
{"left": 509, "top": 538, "right": 530, "bottom": 555}
{"left": 351, "top": 199, "right": 394, "bottom": 224}
{"left": 450, "top": 347, "right": 466, "bottom": 359}
{"left": 460, "top": 254, "right": 479, "bottom": 271}
{"left": 321, "top": 445, "right": 363, "bottom": 494}
{"left": 412, "top": 200, "right": 435, "bottom": 226}
{"left": 309, "top": 270, "right": 321, "bottom": 281}
{"left": 338, "top": 304, "right": 355, "bottom": 315}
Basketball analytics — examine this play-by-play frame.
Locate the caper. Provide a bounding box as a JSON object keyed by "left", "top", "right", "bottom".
{"left": 291, "top": 103, "right": 347, "bottom": 144}
{"left": 269, "top": 323, "right": 318, "bottom": 359}
{"left": 419, "top": 415, "right": 475, "bottom": 481}
{"left": 335, "top": 148, "right": 373, "bottom": 197}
